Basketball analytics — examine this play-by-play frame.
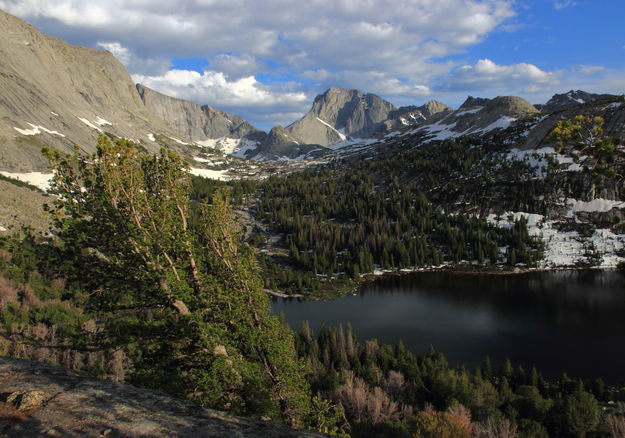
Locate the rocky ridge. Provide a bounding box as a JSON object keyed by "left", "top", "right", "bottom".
{"left": 540, "top": 89, "right": 617, "bottom": 113}
{"left": 136, "top": 84, "right": 261, "bottom": 144}
{"left": 0, "top": 356, "right": 330, "bottom": 438}
{"left": 243, "top": 126, "right": 326, "bottom": 161}
{"left": 0, "top": 10, "right": 184, "bottom": 172}
{"left": 382, "top": 100, "right": 452, "bottom": 132}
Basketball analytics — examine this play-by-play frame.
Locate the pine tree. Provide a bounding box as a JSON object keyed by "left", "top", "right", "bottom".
{"left": 43, "top": 136, "right": 311, "bottom": 426}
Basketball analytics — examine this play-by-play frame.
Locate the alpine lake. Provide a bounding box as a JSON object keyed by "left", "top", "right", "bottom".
{"left": 272, "top": 269, "right": 625, "bottom": 383}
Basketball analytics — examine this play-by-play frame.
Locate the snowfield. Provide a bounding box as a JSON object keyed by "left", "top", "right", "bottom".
{"left": 188, "top": 168, "right": 231, "bottom": 181}
{"left": 0, "top": 171, "right": 54, "bottom": 191}
{"left": 196, "top": 137, "right": 242, "bottom": 154}
{"left": 488, "top": 211, "right": 625, "bottom": 268}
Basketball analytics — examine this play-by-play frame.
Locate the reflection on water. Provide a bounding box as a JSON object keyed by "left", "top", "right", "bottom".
{"left": 272, "top": 270, "right": 625, "bottom": 382}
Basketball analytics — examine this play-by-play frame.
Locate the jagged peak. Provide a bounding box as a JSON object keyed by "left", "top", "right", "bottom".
{"left": 459, "top": 96, "right": 492, "bottom": 109}
{"left": 420, "top": 100, "right": 452, "bottom": 116}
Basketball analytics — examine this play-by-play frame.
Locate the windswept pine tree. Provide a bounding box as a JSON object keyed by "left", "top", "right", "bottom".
{"left": 42, "top": 136, "right": 312, "bottom": 426}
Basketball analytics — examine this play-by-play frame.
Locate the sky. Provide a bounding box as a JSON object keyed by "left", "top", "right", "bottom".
{"left": 2, "top": 0, "right": 624, "bottom": 131}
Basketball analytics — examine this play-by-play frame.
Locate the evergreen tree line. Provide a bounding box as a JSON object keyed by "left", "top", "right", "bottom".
{"left": 3, "top": 236, "right": 624, "bottom": 437}
{"left": 293, "top": 322, "right": 625, "bottom": 438}
{"left": 258, "top": 167, "right": 544, "bottom": 280}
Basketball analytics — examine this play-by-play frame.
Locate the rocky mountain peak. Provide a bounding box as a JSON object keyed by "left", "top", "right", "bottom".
{"left": 459, "top": 96, "right": 492, "bottom": 109}
{"left": 541, "top": 89, "right": 617, "bottom": 113}
{"left": 482, "top": 96, "right": 540, "bottom": 118}
{"left": 421, "top": 100, "right": 453, "bottom": 117}
{"left": 286, "top": 87, "right": 397, "bottom": 146}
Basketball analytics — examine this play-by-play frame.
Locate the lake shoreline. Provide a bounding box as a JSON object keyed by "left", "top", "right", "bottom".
{"left": 272, "top": 263, "right": 620, "bottom": 301}
{"left": 272, "top": 269, "right": 625, "bottom": 382}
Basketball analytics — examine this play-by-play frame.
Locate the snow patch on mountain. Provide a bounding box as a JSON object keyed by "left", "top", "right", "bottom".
{"left": 188, "top": 168, "right": 231, "bottom": 181}
{"left": 196, "top": 137, "right": 241, "bottom": 154}
{"left": 77, "top": 117, "right": 102, "bottom": 132}
{"left": 95, "top": 116, "right": 112, "bottom": 126}
{"left": 328, "top": 138, "right": 376, "bottom": 151}
{"left": 0, "top": 171, "right": 53, "bottom": 191}
{"left": 231, "top": 139, "right": 261, "bottom": 159}
{"left": 316, "top": 117, "right": 346, "bottom": 141}
{"left": 566, "top": 198, "right": 625, "bottom": 215}
{"left": 416, "top": 119, "right": 465, "bottom": 142}
{"left": 455, "top": 107, "right": 482, "bottom": 116}
{"left": 170, "top": 137, "right": 190, "bottom": 145}
{"left": 507, "top": 147, "right": 583, "bottom": 174}
{"left": 488, "top": 212, "right": 625, "bottom": 268}
{"left": 14, "top": 123, "right": 65, "bottom": 137}
{"left": 566, "top": 91, "right": 585, "bottom": 104}
{"left": 478, "top": 116, "right": 516, "bottom": 133}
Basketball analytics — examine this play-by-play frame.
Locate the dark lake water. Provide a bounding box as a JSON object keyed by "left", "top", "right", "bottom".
{"left": 272, "top": 270, "right": 625, "bottom": 382}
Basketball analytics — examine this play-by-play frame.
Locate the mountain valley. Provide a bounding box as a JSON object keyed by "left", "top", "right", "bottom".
{"left": 2, "top": 7, "right": 625, "bottom": 438}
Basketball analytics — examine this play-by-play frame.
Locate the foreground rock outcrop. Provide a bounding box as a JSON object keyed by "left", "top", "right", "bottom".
{"left": 0, "top": 357, "right": 330, "bottom": 438}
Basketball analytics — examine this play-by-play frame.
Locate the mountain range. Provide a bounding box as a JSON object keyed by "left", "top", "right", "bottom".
{"left": 1, "top": 9, "right": 622, "bottom": 172}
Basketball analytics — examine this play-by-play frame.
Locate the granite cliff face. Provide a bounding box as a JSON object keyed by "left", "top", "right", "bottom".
{"left": 286, "top": 88, "right": 397, "bottom": 146}
{"left": 0, "top": 10, "right": 181, "bottom": 172}
{"left": 0, "top": 357, "right": 330, "bottom": 438}
{"left": 136, "top": 84, "right": 260, "bottom": 142}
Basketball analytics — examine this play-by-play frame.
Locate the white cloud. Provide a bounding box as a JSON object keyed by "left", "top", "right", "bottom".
{"left": 553, "top": 0, "right": 577, "bottom": 10}
{"left": 575, "top": 65, "right": 605, "bottom": 76}
{"left": 133, "top": 69, "right": 310, "bottom": 128}
{"left": 209, "top": 54, "right": 264, "bottom": 80}
{"left": 97, "top": 41, "right": 131, "bottom": 65}
{"left": 135, "top": 70, "right": 307, "bottom": 107}
{"left": 0, "top": 0, "right": 525, "bottom": 124}
{"left": 2, "top": 0, "right": 515, "bottom": 82}
{"left": 441, "top": 59, "right": 559, "bottom": 93}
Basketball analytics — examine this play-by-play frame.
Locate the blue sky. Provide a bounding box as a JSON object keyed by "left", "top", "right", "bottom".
{"left": 1, "top": 0, "right": 623, "bottom": 131}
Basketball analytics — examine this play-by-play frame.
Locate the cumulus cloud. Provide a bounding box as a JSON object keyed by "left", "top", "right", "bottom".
{"left": 209, "top": 54, "right": 265, "bottom": 80}
{"left": 439, "top": 59, "right": 559, "bottom": 93}
{"left": 2, "top": 0, "right": 515, "bottom": 82}
{"left": 135, "top": 70, "right": 307, "bottom": 107}
{"left": 133, "top": 69, "right": 310, "bottom": 127}
{"left": 574, "top": 65, "right": 605, "bottom": 76}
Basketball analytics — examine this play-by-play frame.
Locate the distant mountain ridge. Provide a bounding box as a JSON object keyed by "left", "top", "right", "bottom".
{"left": 0, "top": 9, "right": 622, "bottom": 169}
{"left": 136, "top": 84, "right": 260, "bottom": 141}
{"left": 540, "top": 90, "right": 617, "bottom": 112}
